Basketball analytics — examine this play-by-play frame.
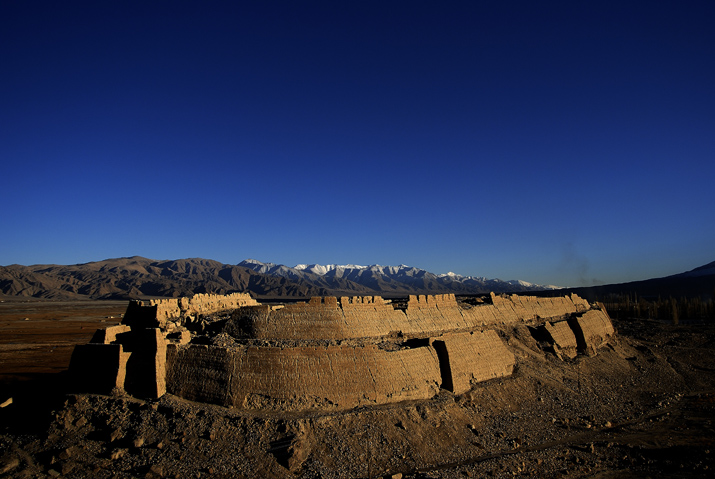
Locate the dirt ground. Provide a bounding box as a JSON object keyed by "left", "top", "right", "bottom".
{"left": 1, "top": 301, "right": 714, "bottom": 478}
{"left": 0, "top": 300, "right": 126, "bottom": 383}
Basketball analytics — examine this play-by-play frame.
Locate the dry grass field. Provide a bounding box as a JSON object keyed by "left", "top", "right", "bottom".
{"left": 0, "top": 300, "right": 126, "bottom": 386}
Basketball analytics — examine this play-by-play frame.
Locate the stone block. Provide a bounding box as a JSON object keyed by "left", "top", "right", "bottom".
{"left": 432, "top": 330, "right": 515, "bottom": 395}
{"left": 541, "top": 321, "right": 578, "bottom": 359}
{"left": 568, "top": 309, "right": 615, "bottom": 355}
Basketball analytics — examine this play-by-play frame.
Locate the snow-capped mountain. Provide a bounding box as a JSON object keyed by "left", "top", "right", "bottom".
{"left": 239, "top": 260, "right": 561, "bottom": 295}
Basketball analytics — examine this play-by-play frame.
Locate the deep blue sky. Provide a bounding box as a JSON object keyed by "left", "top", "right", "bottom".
{"left": 2, "top": 1, "right": 713, "bottom": 287}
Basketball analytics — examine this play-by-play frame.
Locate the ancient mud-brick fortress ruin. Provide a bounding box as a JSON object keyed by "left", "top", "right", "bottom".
{"left": 69, "top": 292, "right": 614, "bottom": 412}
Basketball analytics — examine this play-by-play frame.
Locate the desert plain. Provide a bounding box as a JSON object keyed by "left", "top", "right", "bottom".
{"left": 1, "top": 298, "right": 714, "bottom": 478}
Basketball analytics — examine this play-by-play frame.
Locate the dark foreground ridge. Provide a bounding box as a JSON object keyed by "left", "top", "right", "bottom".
{"left": 1, "top": 294, "right": 714, "bottom": 478}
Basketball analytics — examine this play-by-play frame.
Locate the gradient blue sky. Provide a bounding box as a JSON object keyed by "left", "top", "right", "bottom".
{"left": 2, "top": 1, "right": 713, "bottom": 287}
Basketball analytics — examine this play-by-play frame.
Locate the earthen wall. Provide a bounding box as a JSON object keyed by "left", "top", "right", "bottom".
{"left": 122, "top": 292, "right": 258, "bottom": 328}
{"left": 166, "top": 343, "right": 442, "bottom": 411}
{"left": 401, "top": 294, "right": 473, "bottom": 335}
{"left": 568, "top": 309, "right": 615, "bottom": 355}
{"left": 433, "top": 330, "right": 516, "bottom": 394}
{"left": 541, "top": 321, "right": 578, "bottom": 359}
{"left": 71, "top": 292, "right": 615, "bottom": 411}
{"left": 237, "top": 293, "right": 590, "bottom": 341}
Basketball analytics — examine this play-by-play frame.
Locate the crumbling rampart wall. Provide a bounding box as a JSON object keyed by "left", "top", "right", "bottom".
{"left": 122, "top": 292, "right": 258, "bottom": 328}
{"left": 233, "top": 293, "right": 590, "bottom": 341}
{"left": 568, "top": 309, "right": 615, "bottom": 355}
{"left": 69, "top": 292, "right": 615, "bottom": 411}
{"left": 433, "top": 330, "right": 516, "bottom": 395}
{"left": 541, "top": 321, "right": 579, "bottom": 359}
{"left": 166, "top": 343, "right": 442, "bottom": 411}
{"left": 401, "top": 294, "right": 473, "bottom": 335}
{"left": 460, "top": 292, "right": 588, "bottom": 326}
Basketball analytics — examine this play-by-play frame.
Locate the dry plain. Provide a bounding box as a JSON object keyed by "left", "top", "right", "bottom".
{"left": 1, "top": 299, "right": 714, "bottom": 478}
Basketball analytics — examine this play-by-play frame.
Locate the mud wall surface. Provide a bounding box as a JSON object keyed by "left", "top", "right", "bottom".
{"left": 165, "top": 319, "right": 521, "bottom": 411}
{"left": 70, "top": 293, "right": 614, "bottom": 411}
{"left": 68, "top": 343, "right": 130, "bottom": 394}
{"left": 460, "top": 293, "right": 588, "bottom": 326}
{"left": 166, "top": 343, "right": 442, "bottom": 411}
{"left": 542, "top": 321, "right": 579, "bottom": 359}
{"left": 234, "top": 293, "right": 589, "bottom": 341}
{"left": 122, "top": 293, "right": 258, "bottom": 328}
{"left": 434, "top": 330, "right": 516, "bottom": 395}
{"left": 569, "top": 309, "right": 615, "bottom": 354}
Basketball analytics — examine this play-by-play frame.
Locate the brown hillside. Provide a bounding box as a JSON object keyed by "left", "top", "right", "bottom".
{"left": 0, "top": 257, "right": 327, "bottom": 300}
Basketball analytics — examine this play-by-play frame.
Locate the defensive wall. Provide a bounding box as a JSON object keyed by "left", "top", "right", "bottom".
{"left": 229, "top": 292, "right": 589, "bottom": 341}
{"left": 121, "top": 292, "right": 259, "bottom": 329}
{"left": 69, "top": 292, "right": 614, "bottom": 411}
{"left": 167, "top": 344, "right": 443, "bottom": 411}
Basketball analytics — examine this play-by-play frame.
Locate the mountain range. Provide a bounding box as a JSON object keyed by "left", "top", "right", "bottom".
{"left": 2, "top": 257, "right": 712, "bottom": 302}
{"left": 555, "top": 261, "right": 715, "bottom": 302}
{"left": 239, "top": 259, "right": 560, "bottom": 295}
{"left": 0, "top": 257, "right": 559, "bottom": 301}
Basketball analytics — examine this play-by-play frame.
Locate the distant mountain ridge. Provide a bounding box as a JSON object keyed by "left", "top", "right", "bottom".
{"left": 238, "top": 259, "right": 562, "bottom": 295}
{"left": 547, "top": 260, "right": 715, "bottom": 302}
{"left": 0, "top": 257, "right": 328, "bottom": 300}
{"left": 3, "top": 257, "right": 711, "bottom": 301}
{"left": 1, "top": 256, "right": 559, "bottom": 301}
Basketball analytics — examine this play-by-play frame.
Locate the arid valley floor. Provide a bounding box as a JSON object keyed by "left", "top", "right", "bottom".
{"left": 1, "top": 299, "right": 714, "bottom": 478}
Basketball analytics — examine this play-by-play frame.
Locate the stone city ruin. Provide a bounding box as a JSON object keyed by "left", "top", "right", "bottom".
{"left": 69, "top": 292, "right": 614, "bottom": 411}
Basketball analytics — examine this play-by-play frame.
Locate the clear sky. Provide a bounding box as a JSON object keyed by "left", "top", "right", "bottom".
{"left": 2, "top": 1, "right": 713, "bottom": 287}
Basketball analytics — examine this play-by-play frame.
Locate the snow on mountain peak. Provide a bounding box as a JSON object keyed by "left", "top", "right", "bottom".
{"left": 294, "top": 264, "right": 368, "bottom": 275}
{"left": 240, "top": 259, "right": 562, "bottom": 291}
{"left": 241, "top": 258, "right": 264, "bottom": 265}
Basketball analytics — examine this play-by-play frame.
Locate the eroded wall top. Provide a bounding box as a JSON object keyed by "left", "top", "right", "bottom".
{"left": 121, "top": 291, "right": 592, "bottom": 342}
{"left": 122, "top": 292, "right": 258, "bottom": 328}
{"left": 231, "top": 293, "right": 591, "bottom": 341}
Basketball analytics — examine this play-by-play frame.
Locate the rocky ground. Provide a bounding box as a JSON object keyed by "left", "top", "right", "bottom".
{"left": 1, "top": 312, "right": 715, "bottom": 478}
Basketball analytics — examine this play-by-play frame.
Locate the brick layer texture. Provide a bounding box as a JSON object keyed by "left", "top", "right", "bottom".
{"left": 569, "top": 309, "right": 615, "bottom": 355}
{"left": 233, "top": 294, "right": 588, "bottom": 341}
{"left": 122, "top": 293, "right": 258, "bottom": 328}
{"left": 434, "top": 331, "right": 516, "bottom": 395}
{"left": 542, "top": 321, "right": 579, "bottom": 359}
{"left": 461, "top": 293, "right": 586, "bottom": 326}
{"left": 71, "top": 293, "right": 603, "bottom": 410}
{"left": 166, "top": 343, "right": 442, "bottom": 411}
